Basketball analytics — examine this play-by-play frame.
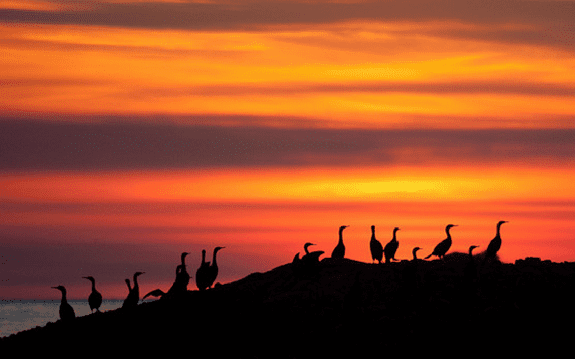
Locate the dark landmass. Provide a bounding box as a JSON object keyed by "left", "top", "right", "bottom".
{"left": 2, "top": 257, "right": 575, "bottom": 355}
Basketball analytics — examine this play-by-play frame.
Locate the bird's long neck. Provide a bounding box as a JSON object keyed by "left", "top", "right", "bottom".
{"left": 496, "top": 223, "right": 503, "bottom": 238}
{"left": 60, "top": 290, "right": 67, "bottom": 304}
{"left": 371, "top": 228, "right": 375, "bottom": 240}
{"left": 91, "top": 280, "right": 97, "bottom": 292}
{"left": 212, "top": 251, "right": 218, "bottom": 266}
{"left": 412, "top": 249, "right": 418, "bottom": 260}
{"left": 338, "top": 228, "right": 345, "bottom": 245}
{"left": 392, "top": 229, "right": 398, "bottom": 242}
{"left": 133, "top": 275, "right": 139, "bottom": 291}
{"left": 446, "top": 227, "right": 452, "bottom": 241}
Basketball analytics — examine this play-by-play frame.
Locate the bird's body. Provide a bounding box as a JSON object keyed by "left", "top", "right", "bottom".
{"left": 167, "top": 252, "right": 190, "bottom": 296}
{"left": 425, "top": 224, "right": 457, "bottom": 260}
{"left": 82, "top": 276, "right": 102, "bottom": 313}
{"left": 52, "top": 285, "right": 75, "bottom": 321}
{"left": 196, "top": 249, "right": 211, "bottom": 291}
{"left": 483, "top": 221, "right": 508, "bottom": 264}
{"left": 205, "top": 246, "right": 225, "bottom": 289}
{"left": 369, "top": 225, "right": 383, "bottom": 264}
{"left": 122, "top": 271, "right": 144, "bottom": 309}
{"left": 383, "top": 227, "right": 400, "bottom": 263}
{"left": 331, "top": 225, "right": 349, "bottom": 259}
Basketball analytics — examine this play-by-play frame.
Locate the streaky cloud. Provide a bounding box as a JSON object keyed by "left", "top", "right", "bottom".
{"left": 1, "top": 118, "right": 574, "bottom": 170}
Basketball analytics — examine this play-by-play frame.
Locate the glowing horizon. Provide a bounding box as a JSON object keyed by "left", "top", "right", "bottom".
{"left": 1, "top": 0, "right": 575, "bottom": 300}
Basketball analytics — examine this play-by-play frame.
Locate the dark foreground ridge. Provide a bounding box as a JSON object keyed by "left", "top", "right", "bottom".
{"left": 3, "top": 257, "right": 575, "bottom": 355}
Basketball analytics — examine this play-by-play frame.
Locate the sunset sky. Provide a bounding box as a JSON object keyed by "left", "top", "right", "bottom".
{"left": 1, "top": 0, "right": 574, "bottom": 300}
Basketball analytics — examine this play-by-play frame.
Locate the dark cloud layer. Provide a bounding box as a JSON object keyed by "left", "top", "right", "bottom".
{"left": 1, "top": 118, "right": 574, "bottom": 170}
{"left": 2, "top": 1, "right": 574, "bottom": 51}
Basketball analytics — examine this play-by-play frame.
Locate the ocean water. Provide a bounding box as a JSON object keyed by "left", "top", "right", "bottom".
{"left": 0, "top": 299, "right": 124, "bottom": 338}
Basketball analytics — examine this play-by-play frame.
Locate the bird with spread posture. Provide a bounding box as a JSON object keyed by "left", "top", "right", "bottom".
{"left": 331, "top": 225, "right": 350, "bottom": 259}
{"left": 483, "top": 220, "right": 508, "bottom": 265}
{"left": 52, "top": 285, "right": 75, "bottom": 321}
{"left": 383, "top": 227, "right": 400, "bottom": 263}
{"left": 82, "top": 276, "right": 102, "bottom": 313}
{"left": 204, "top": 246, "right": 225, "bottom": 289}
{"left": 122, "top": 271, "right": 144, "bottom": 309}
{"left": 369, "top": 225, "right": 383, "bottom": 264}
{"left": 425, "top": 224, "right": 457, "bottom": 260}
{"left": 143, "top": 264, "right": 187, "bottom": 300}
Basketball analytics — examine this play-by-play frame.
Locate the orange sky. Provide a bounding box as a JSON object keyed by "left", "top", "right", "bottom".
{"left": 1, "top": 0, "right": 574, "bottom": 299}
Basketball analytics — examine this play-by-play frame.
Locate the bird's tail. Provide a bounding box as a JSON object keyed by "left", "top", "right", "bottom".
{"left": 424, "top": 253, "right": 433, "bottom": 259}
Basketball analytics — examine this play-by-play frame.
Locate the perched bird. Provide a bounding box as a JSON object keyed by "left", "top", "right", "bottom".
{"left": 331, "top": 225, "right": 350, "bottom": 259}
{"left": 82, "top": 276, "right": 103, "bottom": 313}
{"left": 383, "top": 227, "right": 400, "bottom": 263}
{"left": 483, "top": 220, "right": 508, "bottom": 265}
{"left": 425, "top": 224, "right": 457, "bottom": 260}
{"left": 301, "top": 243, "right": 324, "bottom": 263}
{"left": 143, "top": 264, "right": 187, "bottom": 300}
{"left": 205, "top": 246, "right": 225, "bottom": 289}
{"left": 369, "top": 225, "right": 383, "bottom": 264}
{"left": 412, "top": 247, "right": 422, "bottom": 261}
{"left": 196, "top": 249, "right": 211, "bottom": 291}
{"left": 122, "top": 271, "right": 144, "bottom": 309}
{"left": 52, "top": 285, "right": 75, "bottom": 321}
{"left": 167, "top": 252, "right": 190, "bottom": 296}
{"left": 464, "top": 245, "right": 481, "bottom": 292}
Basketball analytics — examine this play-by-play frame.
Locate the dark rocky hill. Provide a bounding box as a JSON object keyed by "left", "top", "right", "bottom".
{"left": 2, "top": 257, "right": 575, "bottom": 356}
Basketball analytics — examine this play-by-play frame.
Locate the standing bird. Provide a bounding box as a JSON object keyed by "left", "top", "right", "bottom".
{"left": 168, "top": 252, "right": 190, "bottom": 296}
{"left": 82, "top": 276, "right": 102, "bottom": 313}
{"left": 425, "top": 224, "right": 458, "bottom": 260}
{"left": 383, "top": 227, "right": 401, "bottom": 263}
{"left": 205, "top": 246, "right": 225, "bottom": 289}
{"left": 301, "top": 242, "right": 324, "bottom": 263}
{"left": 412, "top": 247, "right": 422, "bottom": 261}
{"left": 331, "top": 225, "right": 350, "bottom": 259}
{"left": 369, "top": 225, "right": 383, "bottom": 264}
{"left": 52, "top": 285, "right": 75, "bottom": 321}
{"left": 122, "top": 271, "right": 144, "bottom": 309}
{"left": 483, "top": 220, "right": 508, "bottom": 265}
{"left": 196, "top": 249, "right": 211, "bottom": 291}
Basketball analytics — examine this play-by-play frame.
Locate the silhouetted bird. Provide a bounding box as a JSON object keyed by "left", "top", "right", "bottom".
{"left": 205, "top": 246, "right": 225, "bottom": 289}
{"left": 331, "top": 225, "right": 350, "bottom": 259}
{"left": 196, "top": 249, "right": 211, "bottom": 291}
{"left": 383, "top": 227, "right": 400, "bottom": 263}
{"left": 464, "top": 245, "right": 481, "bottom": 294}
{"left": 143, "top": 264, "right": 188, "bottom": 300}
{"left": 301, "top": 242, "right": 324, "bottom": 263}
{"left": 369, "top": 225, "right": 383, "bottom": 264}
{"left": 122, "top": 271, "right": 144, "bottom": 309}
{"left": 425, "top": 224, "right": 457, "bottom": 260}
{"left": 412, "top": 247, "right": 422, "bottom": 261}
{"left": 82, "top": 276, "right": 102, "bottom": 313}
{"left": 483, "top": 220, "right": 508, "bottom": 265}
{"left": 52, "top": 285, "right": 75, "bottom": 321}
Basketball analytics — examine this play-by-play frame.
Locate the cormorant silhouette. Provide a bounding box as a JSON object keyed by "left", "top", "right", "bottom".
{"left": 122, "top": 271, "right": 144, "bottom": 309}
{"left": 82, "top": 276, "right": 102, "bottom": 313}
{"left": 464, "top": 245, "right": 481, "bottom": 293}
{"left": 425, "top": 224, "right": 457, "bottom": 260}
{"left": 412, "top": 247, "right": 422, "bottom": 261}
{"left": 205, "top": 246, "right": 225, "bottom": 289}
{"left": 143, "top": 264, "right": 188, "bottom": 300}
{"left": 52, "top": 285, "right": 75, "bottom": 321}
{"left": 369, "top": 225, "right": 383, "bottom": 264}
{"left": 383, "top": 227, "right": 400, "bottom": 263}
{"left": 170, "top": 251, "right": 190, "bottom": 294}
{"left": 301, "top": 242, "right": 324, "bottom": 263}
{"left": 331, "top": 225, "right": 349, "bottom": 259}
{"left": 483, "top": 220, "right": 508, "bottom": 265}
{"left": 196, "top": 249, "right": 211, "bottom": 291}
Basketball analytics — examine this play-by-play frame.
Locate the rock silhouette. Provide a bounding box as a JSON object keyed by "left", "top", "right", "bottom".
{"left": 5, "top": 257, "right": 574, "bottom": 356}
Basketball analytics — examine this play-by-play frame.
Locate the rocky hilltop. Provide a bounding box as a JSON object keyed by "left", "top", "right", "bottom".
{"left": 2, "top": 257, "right": 575, "bottom": 355}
